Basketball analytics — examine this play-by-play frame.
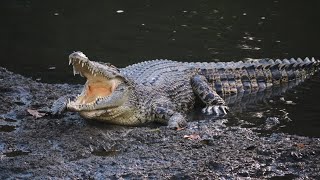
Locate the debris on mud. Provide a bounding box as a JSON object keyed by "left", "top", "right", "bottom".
{"left": 0, "top": 67, "right": 319, "bottom": 179}
{"left": 26, "top": 109, "right": 46, "bottom": 119}
{"left": 264, "top": 117, "right": 280, "bottom": 130}
{"left": 183, "top": 133, "right": 201, "bottom": 140}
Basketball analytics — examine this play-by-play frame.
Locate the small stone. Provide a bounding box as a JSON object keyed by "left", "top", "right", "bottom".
{"left": 285, "top": 101, "right": 296, "bottom": 105}
{"left": 265, "top": 117, "right": 280, "bottom": 129}
{"left": 253, "top": 112, "right": 263, "bottom": 118}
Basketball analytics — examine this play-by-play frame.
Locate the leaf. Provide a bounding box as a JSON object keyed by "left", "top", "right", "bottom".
{"left": 176, "top": 127, "right": 185, "bottom": 131}
{"left": 183, "top": 134, "right": 201, "bottom": 140}
{"left": 295, "top": 143, "right": 305, "bottom": 149}
{"left": 27, "top": 109, "right": 46, "bottom": 119}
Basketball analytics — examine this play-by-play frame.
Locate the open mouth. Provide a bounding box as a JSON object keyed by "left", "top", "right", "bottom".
{"left": 68, "top": 52, "right": 121, "bottom": 109}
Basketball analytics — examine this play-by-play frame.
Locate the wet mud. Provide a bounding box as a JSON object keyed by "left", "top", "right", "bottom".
{"left": 0, "top": 67, "right": 319, "bottom": 179}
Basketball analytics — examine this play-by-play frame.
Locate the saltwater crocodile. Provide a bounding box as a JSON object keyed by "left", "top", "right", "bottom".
{"left": 51, "top": 52, "right": 320, "bottom": 129}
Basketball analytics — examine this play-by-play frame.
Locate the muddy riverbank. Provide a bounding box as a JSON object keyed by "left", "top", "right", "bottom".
{"left": 0, "top": 67, "right": 319, "bottom": 179}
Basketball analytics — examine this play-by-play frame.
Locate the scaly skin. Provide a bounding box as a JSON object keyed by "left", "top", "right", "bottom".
{"left": 51, "top": 52, "right": 320, "bottom": 129}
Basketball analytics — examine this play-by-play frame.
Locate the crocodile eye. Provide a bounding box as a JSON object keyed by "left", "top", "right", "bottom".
{"left": 117, "top": 86, "right": 125, "bottom": 91}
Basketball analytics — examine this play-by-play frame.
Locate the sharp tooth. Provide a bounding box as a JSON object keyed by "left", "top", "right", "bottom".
{"left": 68, "top": 98, "right": 70, "bottom": 103}
{"left": 82, "top": 62, "right": 84, "bottom": 67}
{"left": 73, "top": 67, "right": 76, "bottom": 76}
{"left": 69, "top": 59, "right": 72, "bottom": 65}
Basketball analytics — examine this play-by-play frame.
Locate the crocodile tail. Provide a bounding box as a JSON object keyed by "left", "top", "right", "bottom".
{"left": 229, "top": 57, "right": 320, "bottom": 94}
{"left": 254, "top": 57, "right": 320, "bottom": 87}
{"left": 284, "top": 57, "right": 319, "bottom": 78}
{"left": 221, "top": 58, "right": 320, "bottom": 105}
{"left": 198, "top": 58, "right": 319, "bottom": 94}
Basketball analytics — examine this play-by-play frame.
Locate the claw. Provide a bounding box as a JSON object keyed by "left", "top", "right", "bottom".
{"left": 219, "top": 105, "right": 229, "bottom": 114}
{"left": 202, "top": 105, "right": 229, "bottom": 116}
{"left": 207, "top": 106, "right": 213, "bottom": 115}
{"left": 201, "top": 107, "right": 207, "bottom": 114}
{"left": 213, "top": 106, "right": 220, "bottom": 115}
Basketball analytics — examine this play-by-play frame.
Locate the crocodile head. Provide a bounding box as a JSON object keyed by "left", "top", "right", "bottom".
{"left": 66, "top": 52, "right": 134, "bottom": 121}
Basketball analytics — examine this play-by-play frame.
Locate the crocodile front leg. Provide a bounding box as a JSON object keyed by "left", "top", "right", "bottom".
{"left": 152, "top": 101, "right": 187, "bottom": 129}
{"left": 50, "top": 95, "right": 75, "bottom": 115}
{"left": 191, "top": 75, "right": 229, "bottom": 115}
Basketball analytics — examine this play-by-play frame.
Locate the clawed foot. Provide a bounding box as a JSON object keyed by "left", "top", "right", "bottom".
{"left": 50, "top": 95, "right": 75, "bottom": 116}
{"left": 202, "top": 105, "right": 229, "bottom": 116}
{"left": 167, "top": 113, "right": 187, "bottom": 130}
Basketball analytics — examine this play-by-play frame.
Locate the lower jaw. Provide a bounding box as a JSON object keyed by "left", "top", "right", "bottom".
{"left": 66, "top": 104, "right": 80, "bottom": 111}
{"left": 67, "top": 102, "right": 96, "bottom": 112}
{"left": 79, "top": 110, "right": 107, "bottom": 119}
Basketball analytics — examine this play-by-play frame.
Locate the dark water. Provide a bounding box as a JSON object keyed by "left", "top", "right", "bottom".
{"left": 1, "top": 0, "right": 320, "bottom": 136}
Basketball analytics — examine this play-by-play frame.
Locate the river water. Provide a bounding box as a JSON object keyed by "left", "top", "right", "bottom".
{"left": 1, "top": 0, "right": 320, "bottom": 136}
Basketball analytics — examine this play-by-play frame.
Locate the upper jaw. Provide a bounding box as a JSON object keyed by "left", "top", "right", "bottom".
{"left": 69, "top": 51, "right": 88, "bottom": 64}
{"left": 69, "top": 51, "right": 122, "bottom": 79}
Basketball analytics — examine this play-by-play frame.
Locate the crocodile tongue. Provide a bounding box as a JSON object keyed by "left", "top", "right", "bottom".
{"left": 78, "top": 78, "right": 121, "bottom": 105}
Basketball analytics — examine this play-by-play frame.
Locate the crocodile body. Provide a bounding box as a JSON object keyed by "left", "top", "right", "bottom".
{"left": 52, "top": 52, "right": 320, "bottom": 128}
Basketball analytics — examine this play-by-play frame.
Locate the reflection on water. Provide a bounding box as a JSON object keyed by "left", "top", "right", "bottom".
{"left": 226, "top": 76, "right": 320, "bottom": 137}
{"left": 0, "top": 0, "right": 320, "bottom": 137}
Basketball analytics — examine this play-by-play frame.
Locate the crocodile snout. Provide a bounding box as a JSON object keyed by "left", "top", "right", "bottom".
{"left": 69, "top": 51, "right": 88, "bottom": 61}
